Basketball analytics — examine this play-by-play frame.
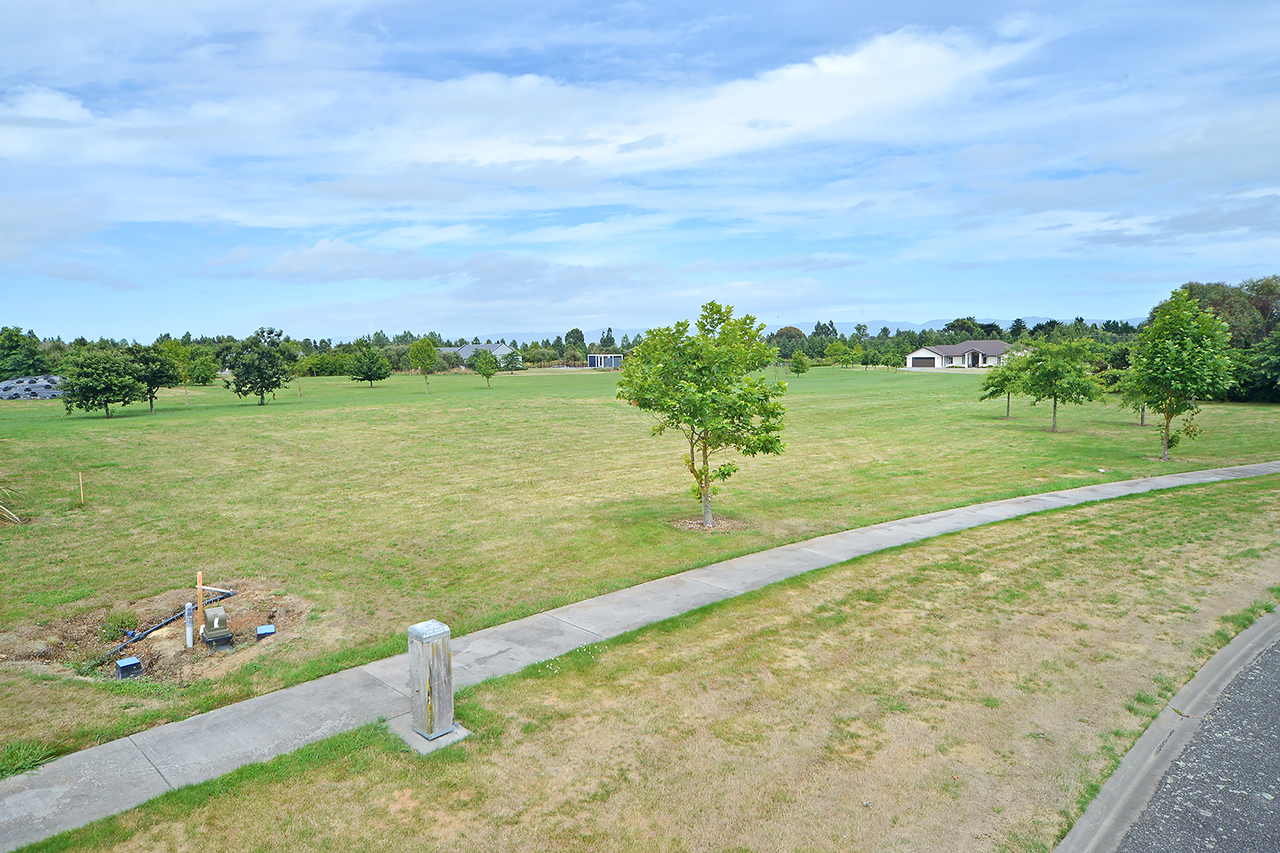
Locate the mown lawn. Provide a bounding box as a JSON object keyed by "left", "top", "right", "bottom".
{"left": 20, "top": 475, "right": 1280, "bottom": 853}
{"left": 1, "top": 366, "right": 1278, "bottom": 756}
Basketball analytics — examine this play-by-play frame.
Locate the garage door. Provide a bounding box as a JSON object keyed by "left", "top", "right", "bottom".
{"left": 911, "top": 357, "right": 936, "bottom": 367}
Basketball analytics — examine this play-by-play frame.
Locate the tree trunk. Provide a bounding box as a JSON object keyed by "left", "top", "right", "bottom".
{"left": 1051, "top": 396, "right": 1058, "bottom": 432}
{"left": 700, "top": 439, "right": 713, "bottom": 528}
{"left": 1161, "top": 414, "right": 1172, "bottom": 461}
{"left": 1139, "top": 404, "right": 1145, "bottom": 426}
{"left": 149, "top": 396, "right": 154, "bottom": 413}
{"left": 424, "top": 375, "right": 429, "bottom": 397}
{"left": 1005, "top": 392, "right": 1011, "bottom": 418}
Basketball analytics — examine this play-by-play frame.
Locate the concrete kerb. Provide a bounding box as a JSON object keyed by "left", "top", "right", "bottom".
{"left": 2, "top": 461, "right": 1279, "bottom": 852}
{"left": 1054, "top": 608, "right": 1280, "bottom": 853}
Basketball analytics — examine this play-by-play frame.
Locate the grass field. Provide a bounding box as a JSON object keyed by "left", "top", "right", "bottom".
{"left": 18, "top": 474, "right": 1280, "bottom": 853}
{"left": 1, "top": 366, "right": 1279, "bottom": 761}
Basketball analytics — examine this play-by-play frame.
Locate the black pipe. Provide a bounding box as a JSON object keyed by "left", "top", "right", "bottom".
{"left": 88, "top": 591, "right": 237, "bottom": 673}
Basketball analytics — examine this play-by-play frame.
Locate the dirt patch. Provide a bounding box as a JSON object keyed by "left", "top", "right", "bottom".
{"left": 671, "top": 516, "right": 749, "bottom": 532}
{"left": 0, "top": 582, "right": 310, "bottom": 684}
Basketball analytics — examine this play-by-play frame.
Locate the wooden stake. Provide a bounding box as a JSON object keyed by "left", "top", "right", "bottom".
{"left": 197, "top": 571, "right": 204, "bottom": 641}
{"left": 78, "top": 472, "right": 84, "bottom": 505}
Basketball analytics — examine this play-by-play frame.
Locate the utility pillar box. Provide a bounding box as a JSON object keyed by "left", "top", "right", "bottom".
{"left": 202, "top": 606, "right": 233, "bottom": 646}
{"left": 408, "top": 620, "right": 454, "bottom": 740}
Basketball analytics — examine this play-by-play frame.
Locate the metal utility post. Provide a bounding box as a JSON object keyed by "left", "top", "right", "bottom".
{"left": 408, "top": 620, "right": 455, "bottom": 740}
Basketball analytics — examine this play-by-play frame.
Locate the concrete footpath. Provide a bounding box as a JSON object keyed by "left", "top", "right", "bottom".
{"left": 3, "top": 461, "right": 1279, "bottom": 851}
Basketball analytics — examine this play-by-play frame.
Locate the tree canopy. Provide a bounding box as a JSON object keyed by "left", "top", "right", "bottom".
{"left": 471, "top": 349, "right": 499, "bottom": 388}
{"left": 348, "top": 337, "right": 392, "bottom": 387}
{"left": 1131, "top": 289, "right": 1233, "bottom": 460}
{"left": 1019, "top": 340, "right": 1103, "bottom": 431}
{"left": 978, "top": 352, "right": 1027, "bottom": 418}
{"left": 788, "top": 351, "right": 810, "bottom": 378}
{"left": 0, "top": 327, "right": 51, "bottom": 381}
{"left": 224, "top": 327, "right": 292, "bottom": 405}
{"left": 127, "top": 342, "right": 181, "bottom": 412}
{"left": 60, "top": 349, "right": 145, "bottom": 417}
{"left": 616, "top": 301, "right": 786, "bottom": 528}
{"left": 407, "top": 337, "right": 437, "bottom": 395}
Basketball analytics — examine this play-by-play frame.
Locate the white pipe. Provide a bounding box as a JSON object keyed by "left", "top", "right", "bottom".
{"left": 185, "top": 602, "right": 193, "bottom": 648}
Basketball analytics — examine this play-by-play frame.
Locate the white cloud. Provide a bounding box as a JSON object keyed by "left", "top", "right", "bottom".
{"left": 263, "top": 238, "right": 457, "bottom": 282}
{"left": 0, "top": 86, "right": 94, "bottom": 124}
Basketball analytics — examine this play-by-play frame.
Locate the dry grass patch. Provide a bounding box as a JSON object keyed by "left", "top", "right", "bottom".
{"left": 33, "top": 476, "right": 1280, "bottom": 853}
{"left": 2, "top": 369, "right": 1278, "bottom": 762}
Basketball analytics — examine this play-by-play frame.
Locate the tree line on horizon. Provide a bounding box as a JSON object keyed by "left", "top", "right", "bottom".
{"left": 2, "top": 275, "right": 1276, "bottom": 415}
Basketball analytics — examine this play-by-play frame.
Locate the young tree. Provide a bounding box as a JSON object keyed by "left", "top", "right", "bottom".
{"left": 225, "top": 327, "right": 292, "bottom": 405}
{"left": 60, "top": 349, "right": 146, "bottom": 418}
{"left": 616, "top": 301, "right": 786, "bottom": 528}
{"left": 348, "top": 337, "right": 392, "bottom": 387}
{"left": 788, "top": 351, "right": 811, "bottom": 378}
{"left": 407, "top": 337, "right": 438, "bottom": 395}
{"left": 1020, "top": 340, "right": 1103, "bottom": 431}
{"left": 978, "top": 353, "right": 1026, "bottom": 418}
{"left": 158, "top": 339, "right": 194, "bottom": 404}
{"left": 1130, "top": 289, "right": 1233, "bottom": 460}
{"left": 501, "top": 351, "right": 522, "bottom": 373}
{"left": 472, "top": 349, "right": 499, "bottom": 388}
{"left": 127, "top": 343, "right": 181, "bottom": 413}
{"left": 824, "top": 340, "right": 849, "bottom": 367}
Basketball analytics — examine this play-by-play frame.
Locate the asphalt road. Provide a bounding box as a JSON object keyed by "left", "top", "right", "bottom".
{"left": 1113, "top": 639, "right": 1280, "bottom": 853}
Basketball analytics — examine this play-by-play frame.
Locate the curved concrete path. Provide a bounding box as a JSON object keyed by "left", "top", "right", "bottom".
{"left": 2, "top": 461, "right": 1279, "bottom": 851}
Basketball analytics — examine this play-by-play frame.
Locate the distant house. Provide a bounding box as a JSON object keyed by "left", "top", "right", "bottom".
{"left": 439, "top": 343, "right": 521, "bottom": 366}
{"left": 904, "top": 340, "right": 1013, "bottom": 369}
{"left": 587, "top": 353, "right": 623, "bottom": 369}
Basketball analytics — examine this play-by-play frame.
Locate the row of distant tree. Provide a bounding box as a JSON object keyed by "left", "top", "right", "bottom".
{"left": 976, "top": 288, "right": 1277, "bottom": 459}
{"left": 3, "top": 276, "right": 1276, "bottom": 413}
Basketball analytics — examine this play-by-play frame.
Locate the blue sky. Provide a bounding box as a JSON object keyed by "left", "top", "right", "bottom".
{"left": 3, "top": 1, "right": 1278, "bottom": 342}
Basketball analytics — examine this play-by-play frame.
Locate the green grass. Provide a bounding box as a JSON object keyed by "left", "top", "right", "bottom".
{"left": 0, "top": 738, "right": 56, "bottom": 778}
{"left": 18, "top": 475, "right": 1280, "bottom": 853}
{"left": 1, "top": 367, "right": 1278, "bottom": 755}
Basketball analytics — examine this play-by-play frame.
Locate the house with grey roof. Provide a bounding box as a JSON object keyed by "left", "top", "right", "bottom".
{"left": 904, "top": 340, "right": 1013, "bottom": 369}
{"left": 439, "top": 343, "right": 521, "bottom": 366}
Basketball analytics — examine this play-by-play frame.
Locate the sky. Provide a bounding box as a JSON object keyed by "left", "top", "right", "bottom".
{"left": 3, "top": 1, "right": 1279, "bottom": 343}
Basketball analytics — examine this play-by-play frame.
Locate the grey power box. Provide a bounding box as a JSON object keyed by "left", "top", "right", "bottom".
{"left": 408, "top": 620, "right": 454, "bottom": 740}
{"left": 203, "top": 606, "right": 233, "bottom": 645}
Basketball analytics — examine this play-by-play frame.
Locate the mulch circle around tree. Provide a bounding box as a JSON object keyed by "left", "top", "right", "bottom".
{"left": 671, "top": 517, "right": 749, "bottom": 532}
